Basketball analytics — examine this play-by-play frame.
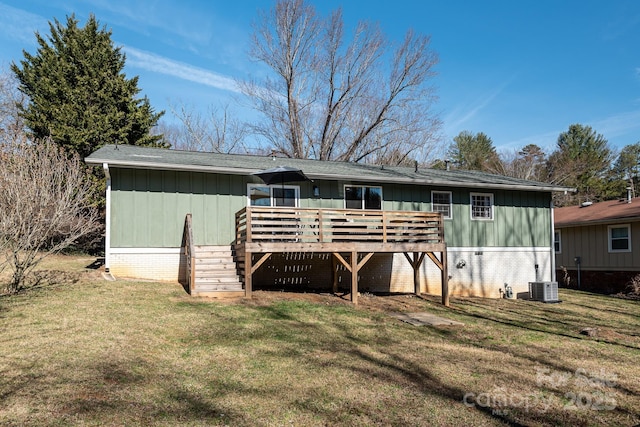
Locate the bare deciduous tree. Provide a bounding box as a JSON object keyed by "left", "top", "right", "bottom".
{"left": 242, "top": 0, "right": 441, "bottom": 163}
{"left": 0, "top": 136, "right": 100, "bottom": 294}
{"left": 497, "top": 144, "right": 547, "bottom": 181}
{"left": 166, "top": 102, "right": 249, "bottom": 153}
{"left": 0, "top": 67, "right": 26, "bottom": 143}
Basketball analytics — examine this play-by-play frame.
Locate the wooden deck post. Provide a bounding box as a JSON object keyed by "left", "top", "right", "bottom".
{"left": 332, "top": 254, "right": 338, "bottom": 293}
{"left": 413, "top": 252, "right": 420, "bottom": 295}
{"left": 351, "top": 251, "right": 358, "bottom": 305}
{"left": 190, "top": 254, "right": 196, "bottom": 295}
{"left": 245, "top": 251, "right": 253, "bottom": 299}
{"left": 441, "top": 248, "right": 449, "bottom": 307}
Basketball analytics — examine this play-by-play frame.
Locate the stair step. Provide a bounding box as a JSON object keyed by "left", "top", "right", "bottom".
{"left": 196, "top": 261, "right": 237, "bottom": 269}
{"left": 196, "top": 272, "right": 240, "bottom": 280}
{"left": 195, "top": 246, "right": 234, "bottom": 252}
{"left": 195, "top": 277, "right": 242, "bottom": 284}
{"left": 191, "top": 290, "right": 245, "bottom": 298}
{"left": 196, "top": 256, "right": 235, "bottom": 264}
{"left": 194, "top": 283, "right": 244, "bottom": 292}
{"left": 196, "top": 251, "right": 234, "bottom": 257}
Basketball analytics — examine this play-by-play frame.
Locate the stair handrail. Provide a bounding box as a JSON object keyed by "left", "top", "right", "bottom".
{"left": 183, "top": 213, "right": 196, "bottom": 294}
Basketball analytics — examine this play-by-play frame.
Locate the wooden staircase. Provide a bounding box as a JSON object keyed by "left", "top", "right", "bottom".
{"left": 191, "top": 245, "right": 245, "bottom": 298}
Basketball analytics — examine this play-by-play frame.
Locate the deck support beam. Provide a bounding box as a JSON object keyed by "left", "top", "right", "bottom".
{"left": 251, "top": 252, "right": 272, "bottom": 274}
{"left": 242, "top": 245, "right": 449, "bottom": 306}
{"left": 330, "top": 252, "right": 375, "bottom": 304}
{"left": 403, "top": 252, "right": 426, "bottom": 295}
{"left": 402, "top": 250, "right": 449, "bottom": 306}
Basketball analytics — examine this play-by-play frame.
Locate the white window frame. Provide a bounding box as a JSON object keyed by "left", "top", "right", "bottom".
{"left": 470, "top": 192, "right": 494, "bottom": 220}
{"left": 343, "top": 185, "right": 383, "bottom": 210}
{"left": 608, "top": 224, "right": 631, "bottom": 253}
{"left": 247, "top": 184, "right": 300, "bottom": 207}
{"left": 431, "top": 190, "right": 452, "bottom": 220}
{"left": 554, "top": 230, "right": 562, "bottom": 254}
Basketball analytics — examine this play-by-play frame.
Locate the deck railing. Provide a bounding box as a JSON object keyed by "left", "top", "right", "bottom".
{"left": 235, "top": 207, "right": 444, "bottom": 245}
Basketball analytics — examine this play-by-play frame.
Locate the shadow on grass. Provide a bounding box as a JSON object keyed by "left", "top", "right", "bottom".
{"left": 55, "top": 356, "right": 251, "bottom": 425}
{"left": 451, "top": 297, "right": 640, "bottom": 351}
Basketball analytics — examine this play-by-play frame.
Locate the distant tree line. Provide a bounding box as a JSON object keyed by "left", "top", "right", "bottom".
{"left": 443, "top": 126, "right": 640, "bottom": 207}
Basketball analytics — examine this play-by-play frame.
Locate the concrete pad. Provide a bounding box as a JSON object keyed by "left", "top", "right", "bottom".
{"left": 390, "top": 312, "right": 464, "bottom": 326}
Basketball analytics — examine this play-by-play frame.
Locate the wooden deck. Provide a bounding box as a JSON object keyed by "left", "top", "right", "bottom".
{"left": 234, "top": 207, "right": 449, "bottom": 305}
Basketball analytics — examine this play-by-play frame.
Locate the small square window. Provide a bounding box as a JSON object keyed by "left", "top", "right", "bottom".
{"left": 432, "top": 191, "right": 452, "bottom": 219}
{"left": 608, "top": 225, "right": 631, "bottom": 252}
{"left": 471, "top": 193, "right": 493, "bottom": 220}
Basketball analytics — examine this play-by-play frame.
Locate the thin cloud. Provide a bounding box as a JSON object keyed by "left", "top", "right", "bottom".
{"left": 496, "top": 109, "right": 640, "bottom": 154}
{"left": 81, "top": 0, "right": 214, "bottom": 47}
{"left": 443, "top": 78, "right": 513, "bottom": 135}
{"left": 0, "top": 3, "right": 48, "bottom": 46}
{"left": 589, "top": 109, "right": 640, "bottom": 140}
{"left": 123, "top": 46, "right": 242, "bottom": 94}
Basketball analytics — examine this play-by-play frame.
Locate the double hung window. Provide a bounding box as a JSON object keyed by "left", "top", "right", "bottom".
{"left": 432, "top": 191, "right": 452, "bottom": 219}
{"left": 470, "top": 193, "right": 493, "bottom": 220}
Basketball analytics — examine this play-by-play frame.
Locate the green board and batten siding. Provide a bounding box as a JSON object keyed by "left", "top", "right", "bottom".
{"left": 112, "top": 168, "right": 248, "bottom": 247}
{"left": 440, "top": 189, "right": 551, "bottom": 248}
{"left": 110, "top": 168, "right": 552, "bottom": 249}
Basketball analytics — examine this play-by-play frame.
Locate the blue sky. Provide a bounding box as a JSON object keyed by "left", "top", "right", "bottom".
{"left": 1, "top": 0, "right": 639, "bottom": 156}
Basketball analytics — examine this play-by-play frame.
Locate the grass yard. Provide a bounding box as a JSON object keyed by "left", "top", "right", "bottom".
{"left": 1, "top": 255, "right": 639, "bottom": 426}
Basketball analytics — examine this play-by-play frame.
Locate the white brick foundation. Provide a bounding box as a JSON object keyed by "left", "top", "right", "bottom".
{"left": 107, "top": 246, "right": 553, "bottom": 299}
{"left": 418, "top": 247, "right": 553, "bottom": 298}
{"left": 109, "top": 248, "right": 183, "bottom": 282}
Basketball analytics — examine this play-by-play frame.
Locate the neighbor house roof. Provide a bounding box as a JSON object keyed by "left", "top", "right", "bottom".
{"left": 555, "top": 197, "right": 640, "bottom": 227}
{"left": 85, "top": 145, "right": 573, "bottom": 193}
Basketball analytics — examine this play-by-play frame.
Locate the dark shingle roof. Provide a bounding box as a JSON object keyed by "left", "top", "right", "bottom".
{"left": 86, "top": 145, "right": 572, "bottom": 193}
{"left": 555, "top": 197, "right": 640, "bottom": 227}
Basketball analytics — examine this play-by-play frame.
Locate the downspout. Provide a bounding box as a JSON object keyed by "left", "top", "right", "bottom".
{"left": 103, "top": 163, "right": 111, "bottom": 273}
{"left": 550, "top": 198, "right": 556, "bottom": 282}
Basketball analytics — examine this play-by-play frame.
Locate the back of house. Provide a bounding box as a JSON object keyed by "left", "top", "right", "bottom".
{"left": 86, "top": 145, "right": 571, "bottom": 300}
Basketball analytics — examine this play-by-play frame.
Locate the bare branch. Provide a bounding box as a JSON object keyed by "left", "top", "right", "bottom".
{"left": 165, "top": 102, "right": 249, "bottom": 153}
{"left": 0, "top": 67, "right": 26, "bottom": 144}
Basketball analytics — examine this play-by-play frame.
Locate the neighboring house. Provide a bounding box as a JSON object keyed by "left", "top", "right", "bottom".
{"left": 554, "top": 196, "right": 640, "bottom": 293}
{"left": 86, "top": 145, "right": 571, "bottom": 301}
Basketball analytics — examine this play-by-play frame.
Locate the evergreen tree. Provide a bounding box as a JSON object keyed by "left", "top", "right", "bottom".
{"left": 11, "top": 14, "right": 165, "bottom": 158}
{"left": 547, "top": 124, "right": 613, "bottom": 206}
{"left": 448, "top": 131, "right": 500, "bottom": 172}
{"left": 612, "top": 142, "right": 640, "bottom": 198}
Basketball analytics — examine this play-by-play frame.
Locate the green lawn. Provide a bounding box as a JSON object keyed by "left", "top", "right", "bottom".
{"left": 1, "top": 255, "right": 638, "bottom": 426}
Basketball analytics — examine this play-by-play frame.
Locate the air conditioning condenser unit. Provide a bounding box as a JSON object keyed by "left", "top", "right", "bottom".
{"left": 529, "top": 281, "right": 559, "bottom": 303}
